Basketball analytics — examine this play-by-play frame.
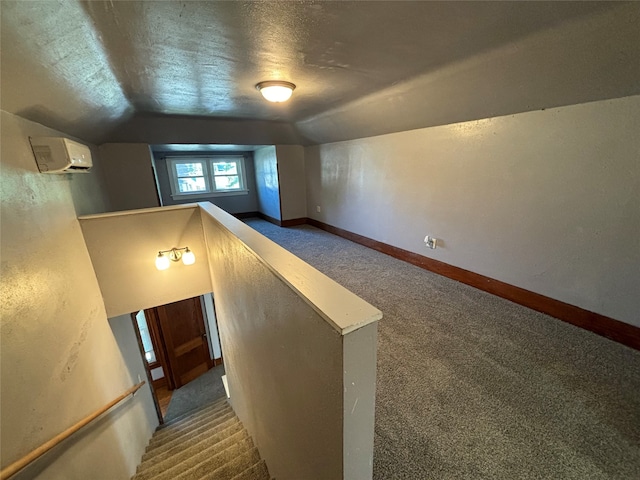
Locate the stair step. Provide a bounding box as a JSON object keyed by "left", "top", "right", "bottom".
{"left": 139, "top": 417, "right": 239, "bottom": 466}
{"left": 156, "top": 397, "right": 230, "bottom": 436}
{"left": 171, "top": 436, "right": 256, "bottom": 480}
{"left": 149, "top": 404, "right": 232, "bottom": 447}
{"left": 158, "top": 396, "right": 228, "bottom": 430}
{"left": 144, "top": 410, "right": 236, "bottom": 456}
{"left": 197, "top": 447, "right": 262, "bottom": 480}
{"left": 137, "top": 420, "right": 244, "bottom": 474}
{"left": 230, "top": 459, "right": 271, "bottom": 480}
{"left": 134, "top": 398, "right": 271, "bottom": 480}
{"left": 135, "top": 430, "right": 251, "bottom": 480}
{"left": 159, "top": 395, "right": 228, "bottom": 427}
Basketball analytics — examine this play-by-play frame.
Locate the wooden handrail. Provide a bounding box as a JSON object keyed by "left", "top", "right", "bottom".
{"left": 0, "top": 381, "right": 145, "bottom": 480}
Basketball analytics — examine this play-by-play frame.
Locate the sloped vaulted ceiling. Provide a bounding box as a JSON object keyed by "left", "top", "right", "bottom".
{"left": 1, "top": 1, "right": 639, "bottom": 145}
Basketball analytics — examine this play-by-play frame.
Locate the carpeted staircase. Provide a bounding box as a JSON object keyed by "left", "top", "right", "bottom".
{"left": 132, "top": 397, "right": 271, "bottom": 480}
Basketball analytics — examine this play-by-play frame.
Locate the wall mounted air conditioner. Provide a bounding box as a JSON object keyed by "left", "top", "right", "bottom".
{"left": 29, "top": 137, "right": 93, "bottom": 173}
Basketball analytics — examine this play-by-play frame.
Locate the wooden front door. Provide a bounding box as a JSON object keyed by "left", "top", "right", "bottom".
{"left": 156, "top": 297, "right": 213, "bottom": 389}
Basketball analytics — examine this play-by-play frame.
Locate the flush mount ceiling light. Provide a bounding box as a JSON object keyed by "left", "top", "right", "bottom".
{"left": 256, "top": 81, "right": 296, "bottom": 103}
{"left": 155, "top": 246, "right": 195, "bottom": 270}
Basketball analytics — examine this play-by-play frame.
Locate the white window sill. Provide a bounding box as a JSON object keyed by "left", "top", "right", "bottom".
{"left": 171, "top": 190, "right": 249, "bottom": 200}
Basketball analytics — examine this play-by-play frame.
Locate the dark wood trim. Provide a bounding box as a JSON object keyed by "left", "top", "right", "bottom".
{"left": 152, "top": 376, "right": 167, "bottom": 390}
{"left": 281, "top": 218, "right": 307, "bottom": 227}
{"left": 257, "top": 212, "right": 283, "bottom": 226}
{"left": 130, "top": 313, "right": 164, "bottom": 424}
{"left": 232, "top": 211, "right": 260, "bottom": 219}
{"left": 147, "top": 360, "right": 161, "bottom": 370}
{"left": 145, "top": 308, "right": 175, "bottom": 390}
{"left": 213, "top": 355, "right": 224, "bottom": 367}
{"left": 306, "top": 218, "right": 640, "bottom": 350}
{"left": 255, "top": 212, "right": 306, "bottom": 227}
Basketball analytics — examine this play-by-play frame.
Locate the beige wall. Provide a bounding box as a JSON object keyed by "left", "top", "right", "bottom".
{"left": 79, "top": 205, "right": 212, "bottom": 317}
{"left": 276, "top": 145, "right": 307, "bottom": 221}
{"left": 98, "top": 143, "right": 160, "bottom": 211}
{"left": 0, "top": 111, "right": 157, "bottom": 479}
{"left": 107, "top": 314, "right": 159, "bottom": 459}
{"left": 200, "top": 203, "right": 380, "bottom": 479}
{"left": 306, "top": 96, "right": 640, "bottom": 327}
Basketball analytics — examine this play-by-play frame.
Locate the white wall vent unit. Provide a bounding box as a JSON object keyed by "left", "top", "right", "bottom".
{"left": 29, "top": 137, "right": 92, "bottom": 173}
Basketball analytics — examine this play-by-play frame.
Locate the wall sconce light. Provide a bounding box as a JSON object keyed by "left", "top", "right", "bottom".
{"left": 256, "top": 81, "right": 296, "bottom": 102}
{"left": 155, "top": 247, "right": 195, "bottom": 270}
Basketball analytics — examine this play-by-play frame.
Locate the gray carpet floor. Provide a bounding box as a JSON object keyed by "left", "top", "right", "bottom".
{"left": 164, "top": 364, "right": 227, "bottom": 422}
{"left": 244, "top": 218, "right": 640, "bottom": 480}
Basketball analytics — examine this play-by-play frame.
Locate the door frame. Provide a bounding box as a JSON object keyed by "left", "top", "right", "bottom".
{"left": 130, "top": 295, "right": 221, "bottom": 423}
{"left": 130, "top": 312, "right": 164, "bottom": 425}
{"left": 144, "top": 307, "right": 176, "bottom": 390}
{"left": 156, "top": 296, "right": 214, "bottom": 389}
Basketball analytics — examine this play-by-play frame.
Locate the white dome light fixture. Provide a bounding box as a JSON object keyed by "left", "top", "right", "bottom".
{"left": 256, "top": 81, "right": 296, "bottom": 103}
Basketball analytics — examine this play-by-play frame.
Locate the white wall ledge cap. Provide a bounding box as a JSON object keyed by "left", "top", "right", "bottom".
{"left": 78, "top": 203, "right": 199, "bottom": 220}
{"left": 198, "top": 202, "right": 382, "bottom": 335}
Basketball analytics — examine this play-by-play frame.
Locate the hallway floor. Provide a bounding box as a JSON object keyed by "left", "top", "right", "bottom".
{"left": 164, "top": 365, "right": 227, "bottom": 422}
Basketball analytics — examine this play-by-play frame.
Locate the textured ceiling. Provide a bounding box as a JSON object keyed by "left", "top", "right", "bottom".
{"left": 1, "top": 1, "right": 639, "bottom": 145}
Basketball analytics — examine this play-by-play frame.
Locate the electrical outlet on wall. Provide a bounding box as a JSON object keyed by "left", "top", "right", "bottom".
{"left": 424, "top": 236, "right": 437, "bottom": 249}
{"left": 316, "top": 205, "right": 321, "bottom": 213}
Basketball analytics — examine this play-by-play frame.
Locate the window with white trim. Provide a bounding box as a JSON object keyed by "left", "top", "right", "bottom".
{"left": 167, "top": 156, "right": 248, "bottom": 198}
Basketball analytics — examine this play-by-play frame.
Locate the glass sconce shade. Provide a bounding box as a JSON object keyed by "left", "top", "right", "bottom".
{"left": 156, "top": 252, "right": 170, "bottom": 270}
{"left": 182, "top": 248, "right": 195, "bottom": 265}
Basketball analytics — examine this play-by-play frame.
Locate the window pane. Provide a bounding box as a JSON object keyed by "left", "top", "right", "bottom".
{"left": 212, "top": 161, "right": 238, "bottom": 175}
{"left": 178, "top": 176, "right": 207, "bottom": 193}
{"left": 214, "top": 175, "right": 240, "bottom": 190}
{"left": 144, "top": 350, "right": 157, "bottom": 363}
{"left": 135, "top": 311, "right": 154, "bottom": 353}
{"left": 175, "top": 162, "right": 204, "bottom": 177}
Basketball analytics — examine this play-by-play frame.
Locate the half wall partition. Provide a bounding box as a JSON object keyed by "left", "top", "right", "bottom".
{"left": 79, "top": 203, "right": 381, "bottom": 479}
